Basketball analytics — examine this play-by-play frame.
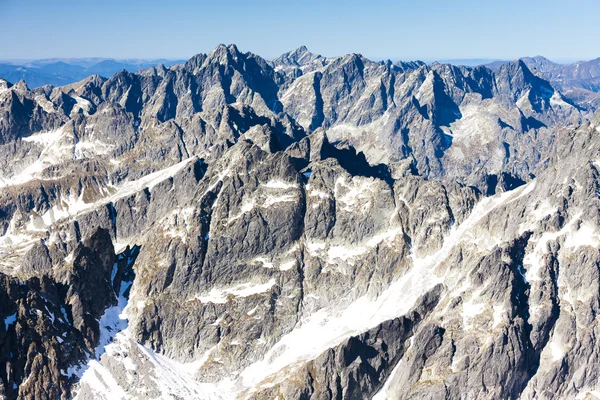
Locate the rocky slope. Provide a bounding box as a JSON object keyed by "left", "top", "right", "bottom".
{"left": 489, "top": 56, "right": 600, "bottom": 112}
{"left": 0, "top": 45, "right": 599, "bottom": 399}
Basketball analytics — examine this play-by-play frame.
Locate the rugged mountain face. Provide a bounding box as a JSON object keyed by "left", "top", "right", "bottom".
{"left": 0, "top": 45, "right": 599, "bottom": 399}
{"left": 0, "top": 45, "right": 587, "bottom": 190}
{"left": 277, "top": 52, "right": 583, "bottom": 189}
{"left": 489, "top": 56, "right": 600, "bottom": 111}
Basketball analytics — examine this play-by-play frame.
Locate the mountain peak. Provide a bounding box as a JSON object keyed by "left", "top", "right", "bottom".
{"left": 532, "top": 55, "right": 552, "bottom": 62}
{"left": 272, "top": 45, "right": 321, "bottom": 67}
{"left": 207, "top": 43, "right": 243, "bottom": 65}
{"left": 293, "top": 45, "right": 310, "bottom": 56}
{"left": 13, "top": 79, "right": 29, "bottom": 92}
{"left": 0, "top": 78, "right": 11, "bottom": 91}
{"left": 226, "top": 43, "right": 240, "bottom": 54}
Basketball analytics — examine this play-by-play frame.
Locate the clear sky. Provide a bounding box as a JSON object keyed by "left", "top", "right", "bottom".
{"left": 0, "top": 0, "right": 598, "bottom": 62}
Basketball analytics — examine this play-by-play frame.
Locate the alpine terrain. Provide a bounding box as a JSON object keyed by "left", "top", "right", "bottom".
{"left": 1, "top": 44, "right": 600, "bottom": 400}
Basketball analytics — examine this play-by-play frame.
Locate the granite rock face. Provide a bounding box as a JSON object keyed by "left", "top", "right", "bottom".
{"left": 0, "top": 46, "right": 599, "bottom": 399}
{"left": 490, "top": 56, "right": 600, "bottom": 111}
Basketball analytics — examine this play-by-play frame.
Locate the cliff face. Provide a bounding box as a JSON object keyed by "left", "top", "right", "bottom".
{"left": 0, "top": 46, "right": 599, "bottom": 400}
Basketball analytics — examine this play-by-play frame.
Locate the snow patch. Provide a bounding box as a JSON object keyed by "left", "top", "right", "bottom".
{"left": 0, "top": 214, "right": 38, "bottom": 255}
{"left": 263, "top": 194, "right": 297, "bottom": 208}
{"left": 334, "top": 176, "right": 378, "bottom": 213}
{"left": 261, "top": 180, "right": 298, "bottom": 190}
{"left": 532, "top": 200, "right": 557, "bottom": 221}
{"left": 563, "top": 223, "right": 600, "bottom": 249}
{"left": 0, "top": 126, "right": 73, "bottom": 187}
{"left": 34, "top": 95, "right": 57, "bottom": 113}
{"left": 306, "top": 227, "right": 403, "bottom": 266}
{"left": 228, "top": 184, "right": 300, "bottom": 223}
{"left": 191, "top": 279, "right": 277, "bottom": 304}
{"left": 163, "top": 207, "right": 195, "bottom": 243}
{"left": 41, "top": 157, "right": 196, "bottom": 227}
{"left": 462, "top": 293, "right": 485, "bottom": 331}
{"left": 524, "top": 213, "right": 582, "bottom": 283}
{"left": 548, "top": 332, "right": 566, "bottom": 362}
{"left": 373, "top": 337, "right": 415, "bottom": 400}
{"left": 278, "top": 260, "right": 296, "bottom": 271}
{"left": 74, "top": 140, "right": 114, "bottom": 159}
{"left": 492, "top": 306, "right": 505, "bottom": 329}
{"left": 254, "top": 257, "right": 274, "bottom": 269}
{"left": 308, "top": 189, "right": 330, "bottom": 200}
{"left": 72, "top": 96, "right": 93, "bottom": 115}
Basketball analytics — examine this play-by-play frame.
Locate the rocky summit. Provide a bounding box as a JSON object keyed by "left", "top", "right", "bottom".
{"left": 0, "top": 44, "right": 599, "bottom": 400}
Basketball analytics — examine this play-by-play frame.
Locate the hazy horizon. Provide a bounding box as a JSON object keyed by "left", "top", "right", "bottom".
{"left": 0, "top": 52, "right": 593, "bottom": 67}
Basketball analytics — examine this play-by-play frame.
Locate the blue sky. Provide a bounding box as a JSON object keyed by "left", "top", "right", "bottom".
{"left": 0, "top": 0, "right": 598, "bottom": 62}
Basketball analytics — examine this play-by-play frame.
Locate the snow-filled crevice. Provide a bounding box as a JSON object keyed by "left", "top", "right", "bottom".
{"left": 68, "top": 244, "right": 140, "bottom": 382}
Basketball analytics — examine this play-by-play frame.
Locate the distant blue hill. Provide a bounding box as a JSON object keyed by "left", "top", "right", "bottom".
{"left": 0, "top": 58, "right": 186, "bottom": 88}
{"left": 434, "top": 58, "right": 508, "bottom": 67}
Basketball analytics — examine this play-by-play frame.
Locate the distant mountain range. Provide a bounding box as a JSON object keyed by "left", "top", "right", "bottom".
{"left": 0, "top": 58, "right": 186, "bottom": 88}
{"left": 485, "top": 56, "right": 600, "bottom": 110}
{"left": 4, "top": 55, "right": 600, "bottom": 112}
{"left": 435, "top": 58, "right": 506, "bottom": 66}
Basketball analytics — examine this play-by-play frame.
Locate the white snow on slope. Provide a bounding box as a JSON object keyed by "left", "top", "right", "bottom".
{"left": 306, "top": 184, "right": 330, "bottom": 200}
{"left": 563, "top": 222, "right": 600, "bottom": 248}
{"left": 69, "top": 274, "right": 132, "bottom": 380}
{"left": 524, "top": 213, "right": 583, "bottom": 283}
{"left": 75, "top": 331, "right": 234, "bottom": 400}
{"left": 492, "top": 305, "right": 506, "bottom": 329}
{"left": 263, "top": 194, "right": 297, "bottom": 207}
{"left": 549, "top": 334, "right": 566, "bottom": 362}
{"left": 190, "top": 279, "right": 277, "bottom": 304}
{"left": 228, "top": 180, "right": 301, "bottom": 223}
{"left": 74, "top": 140, "right": 114, "bottom": 159}
{"left": 0, "top": 126, "right": 115, "bottom": 188}
{"left": 68, "top": 180, "right": 538, "bottom": 399}
{"left": 532, "top": 200, "right": 557, "bottom": 221}
{"left": 261, "top": 180, "right": 298, "bottom": 190}
{"left": 35, "top": 95, "right": 57, "bottom": 113}
{"left": 140, "top": 345, "right": 234, "bottom": 400}
{"left": 446, "top": 99, "right": 506, "bottom": 148}
{"left": 335, "top": 175, "right": 378, "bottom": 213}
{"left": 72, "top": 96, "right": 93, "bottom": 115}
{"left": 462, "top": 295, "right": 485, "bottom": 331}
{"left": 240, "top": 183, "right": 529, "bottom": 392}
{"left": 22, "top": 128, "right": 66, "bottom": 146}
{"left": 278, "top": 260, "right": 296, "bottom": 271}
{"left": 550, "top": 92, "right": 574, "bottom": 110}
{"left": 74, "top": 258, "right": 234, "bottom": 399}
{"left": 306, "top": 227, "right": 404, "bottom": 267}
{"left": 254, "top": 256, "right": 296, "bottom": 271}
{"left": 162, "top": 207, "right": 196, "bottom": 243}
{"left": 370, "top": 184, "right": 539, "bottom": 399}
{"left": 372, "top": 337, "right": 416, "bottom": 400}
{"left": 41, "top": 157, "right": 196, "bottom": 226}
{"left": 0, "top": 127, "right": 72, "bottom": 188}
{"left": 76, "top": 358, "right": 129, "bottom": 400}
